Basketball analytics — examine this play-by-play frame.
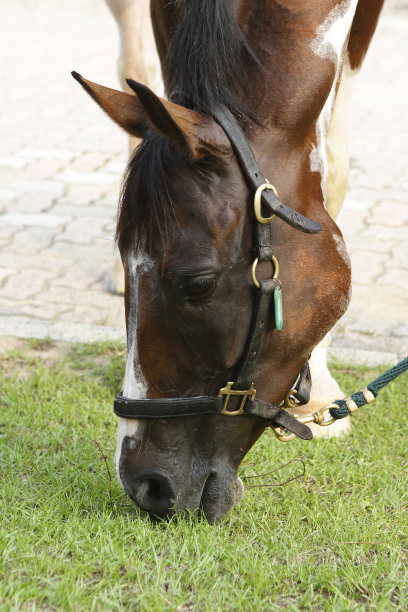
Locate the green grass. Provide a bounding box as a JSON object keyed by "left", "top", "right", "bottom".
{"left": 0, "top": 340, "right": 407, "bottom": 611}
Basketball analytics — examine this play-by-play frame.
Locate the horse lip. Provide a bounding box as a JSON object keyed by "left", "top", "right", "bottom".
{"left": 199, "top": 472, "right": 244, "bottom": 524}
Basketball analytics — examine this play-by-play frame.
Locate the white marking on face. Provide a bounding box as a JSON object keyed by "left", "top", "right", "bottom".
{"left": 115, "top": 252, "right": 153, "bottom": 479}
{"left": 309, "top": 0, "right": 358, "bottom": 203}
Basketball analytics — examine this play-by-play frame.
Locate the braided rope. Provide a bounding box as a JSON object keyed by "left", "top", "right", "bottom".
{"left": 329, "top": 356, "right": 408, "bottom": 420}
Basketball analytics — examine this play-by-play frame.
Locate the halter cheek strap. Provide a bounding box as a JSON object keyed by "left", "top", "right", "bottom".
{"left": 213, "top": 106, "right": 322, "bottom": 235}
{"left": 114, "top": 106, "right": 321, "bottom": 440}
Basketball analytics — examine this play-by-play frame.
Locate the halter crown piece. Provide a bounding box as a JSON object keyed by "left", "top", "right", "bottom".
{"left": 114, "top": 106, "right": 323, "bottom": 440}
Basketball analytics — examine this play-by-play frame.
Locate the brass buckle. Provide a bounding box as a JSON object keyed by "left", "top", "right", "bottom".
{"left": 273, "top": 427, "right": 297, "bottom": 443}
{"left": 254, "top": 181, "right": 278, "bottom": 224}
{"left": 218, "top": 382, "right": 256, "bottom": 415}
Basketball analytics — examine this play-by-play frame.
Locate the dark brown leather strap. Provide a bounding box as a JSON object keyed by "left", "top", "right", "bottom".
{"left": 245, "top": 399, "right": 312, "bottom": 439}
{"left": 114, "top": 393, "right": 224, "bottom": 419}
{"left": 114, "top": 392, "right": 312, "bottom": 439}
{"left": 234, "top": 277, "right": 276, "bottom": 390}
{"left": 212, "top": 106, "right": 322, "bottom": 234}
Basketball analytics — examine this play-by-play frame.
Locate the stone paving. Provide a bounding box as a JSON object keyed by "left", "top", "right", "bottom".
{"left": 0, "top": 0, "right": 407, "bottom": 364}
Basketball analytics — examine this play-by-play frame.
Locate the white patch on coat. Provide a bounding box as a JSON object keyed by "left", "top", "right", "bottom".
{"left": 115, "top": 252, "right": 152, "bottom": 478}
{"left": 309, "top": 0, "right": 358, "bottom": 203}
{"left": 333, "top": 233, "right": 351, "bottom": 269}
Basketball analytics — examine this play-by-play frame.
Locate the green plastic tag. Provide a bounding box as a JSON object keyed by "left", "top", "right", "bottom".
{"left": 274, "top": 285, "right": 283, "bottom": 331}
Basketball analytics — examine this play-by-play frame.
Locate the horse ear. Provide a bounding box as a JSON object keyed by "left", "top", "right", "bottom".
{"left": 71, "top": 72, "right": 150, "bottom": 138}
{"left": 126, "top": 79, "right": 230, "bottom": 160}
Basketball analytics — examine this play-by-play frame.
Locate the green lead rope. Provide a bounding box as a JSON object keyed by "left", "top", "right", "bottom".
{"left": 329, "top": 356, "right": 408, "bottom": 420}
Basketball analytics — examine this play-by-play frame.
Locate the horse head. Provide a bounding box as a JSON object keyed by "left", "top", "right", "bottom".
{"left": 72, "top": 0, "right": 362, "bottom": 522}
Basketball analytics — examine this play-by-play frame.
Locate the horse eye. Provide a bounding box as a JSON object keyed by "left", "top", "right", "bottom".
{"left": 186, "top": 277, "right": 217, "bottom": 301}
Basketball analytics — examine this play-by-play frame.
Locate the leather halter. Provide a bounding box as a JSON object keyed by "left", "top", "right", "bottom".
{"left": 114, "top": 106, "right": 322, "bottom": 440}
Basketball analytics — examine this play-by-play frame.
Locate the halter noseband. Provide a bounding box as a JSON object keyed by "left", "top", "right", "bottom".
{"left": 114, "top": 106, "right": 322, "bottom": 440}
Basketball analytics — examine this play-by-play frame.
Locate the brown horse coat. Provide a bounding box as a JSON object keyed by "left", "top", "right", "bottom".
{"left": 76, "top": 0, "right": 384, "bottom": 522}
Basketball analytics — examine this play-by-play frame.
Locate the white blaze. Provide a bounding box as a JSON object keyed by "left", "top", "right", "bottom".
{"left": 309, "top": 0, "right": 358, "bottom": 203}
{"left": 115, "top": 252, "right": 151, "bottom": 477}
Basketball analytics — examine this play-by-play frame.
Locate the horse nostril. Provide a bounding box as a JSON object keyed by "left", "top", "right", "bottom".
{"left": 130, "top": 469, "right": 177, "bottom": 517}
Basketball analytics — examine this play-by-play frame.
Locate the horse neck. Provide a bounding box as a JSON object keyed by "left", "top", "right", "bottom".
{"left": 152, "top": 0, "right": 347, "bottom": 216}
{"left": 242, "top": 2, "right": 355, "bottom": 216}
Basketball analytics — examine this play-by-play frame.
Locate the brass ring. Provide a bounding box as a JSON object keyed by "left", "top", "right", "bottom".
{"left": 251, "top": 255, "right": 279, "bottom": 289}
{"left": 254, "top": 182, "right": 278, "bottom": 224}
{"left": 284, "top": 388, "right": 299, "bottom": 410}
{"left": 273, "top": 426, "right": 297, "bottom": 443}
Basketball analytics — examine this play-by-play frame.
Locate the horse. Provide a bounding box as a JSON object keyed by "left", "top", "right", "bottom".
{"left": 73, "top": 0, "right": 384, "bottom": 523}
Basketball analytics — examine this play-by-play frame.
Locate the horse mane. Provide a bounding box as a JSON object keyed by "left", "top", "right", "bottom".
{"left": 116, "top": 0, "right": 262, "bottom": 255}
{"left": 165, "top": 0, "right": 261, "bottom": 124}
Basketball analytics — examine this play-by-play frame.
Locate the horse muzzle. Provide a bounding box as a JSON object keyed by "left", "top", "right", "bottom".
{"left": 119, "top": 437, "right": 245, "bottom": 523}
